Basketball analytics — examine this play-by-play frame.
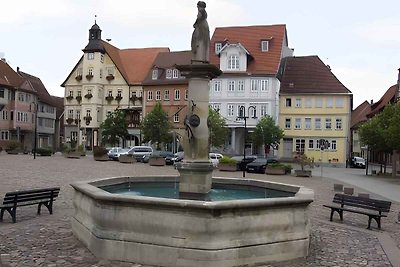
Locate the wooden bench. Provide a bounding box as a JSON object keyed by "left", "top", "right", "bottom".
{"left": 323, "top": 193, "right": 391, "bottom": 229}
{"left": 0, "top": 187, "right": 60, "bottom": 223}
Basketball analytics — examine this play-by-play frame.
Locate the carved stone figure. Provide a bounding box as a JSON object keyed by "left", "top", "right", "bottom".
{"left": 191, "top": 1, "right": 210, "bottom": 63}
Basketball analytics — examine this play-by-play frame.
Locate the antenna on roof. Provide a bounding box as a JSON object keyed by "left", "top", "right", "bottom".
{"left": 95, "top": 14, "right": 97, "bottom": 24}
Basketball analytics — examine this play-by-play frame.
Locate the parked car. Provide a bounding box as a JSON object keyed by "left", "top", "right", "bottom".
{"left": 126, "top": 146, "right": 153, "bottom": 162}
{"left": 209, "top": 153, "right": 223, "bottom": 167}
{"left": 350, "top": 157, "right": 366, "bottom": 169}
{"left": 107, "top": 147, "right": 123, "bottom": 160}
{"left": 231, "top": 155, "right": 258, "bottom": 171}
{"left": 246, "top": 158, "right": 279, "bottom": 174}
{"left": 152, "top": 151, "right": 175, "bottom": 165}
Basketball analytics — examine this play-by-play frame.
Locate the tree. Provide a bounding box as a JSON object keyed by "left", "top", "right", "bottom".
{"left": 208, "top": 107, "right": 228, "bottom": 148}
{"left": 252, "top": 115, "right": 284, "bottom": 157}
{"left": 141, "top": 102, "right": 172, "bottom": 149}
{"left": 100, "top": 109, "right": 128, "bottom": 146}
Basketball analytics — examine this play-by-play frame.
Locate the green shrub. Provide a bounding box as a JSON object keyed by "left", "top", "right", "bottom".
{"left": 219, "top": 156, "right": 237, "bottom": 165}
{"left": 5, "top": 140, "right": 22, "bottom": 152}
{"left": 36, "top": 147, "right": 53, "bottom": 156}
{"left": 93, "top": 146, "right": 108, "bottom": 157}
{"left": 78, "top": 144, "right": 84, "bottom": 152}
{"left": 269, "top": 163, "right": 292, "bottom": 173}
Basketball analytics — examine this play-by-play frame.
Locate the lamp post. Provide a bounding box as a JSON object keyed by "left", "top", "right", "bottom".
{"left": 237, "top": 105, "right": 257, "bottom": 178}
{"left": 31, "top": 102, "right": 38, "bottom": 159}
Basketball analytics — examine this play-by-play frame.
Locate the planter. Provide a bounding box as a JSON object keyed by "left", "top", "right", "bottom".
{"left": 115, "top": 96, "right": 123, "bottom": 101}
{"left": 84, "top": 94, "right": 93, "bottom": 99}
{"left": 66, "top": 96, "right": 74, "bottom": 101}
{"left": 294, "top": 170, "right": 312, "bottom": 177}
{"left": 66, "top": 118, "right": 74, "bottom": 124}
{"left": 75, "top": 75, "right": 82, "bottom": 81}
{"left": 94, "top": 155, "right": 109, "bottom": 161}
{"left": 83, "top": 116, "right": 92, "bottom": 126}
{"left": 218, "top": 164, "right": 237, "bottom": 172}
{"left": 65, "top": 151, "right": 81, "bottom": 159}
{"left": 86, "top": 74, "right": 93, "bottom": 80}
{"left": 149, "top": 157, "right": 166, "bottom": 166}
{"left": 265, "top": 167, "right": 286, "bottom": 175}
{"left": 105, "top": 96, "right": 114, "bottom": 102}
{"left": 76, "top": 96, "right": 82, "bottom": 102}
{"left": 106, "top": 74, "right": 115, "bottom": 81}
{"left": 119, "top": 155, "right": 135, "bottom": 164}
{"left": 74, "top": 119, "right": 80, "bottom": 125}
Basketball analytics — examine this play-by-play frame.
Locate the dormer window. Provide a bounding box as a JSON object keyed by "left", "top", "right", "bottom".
{"left": 215, "top": 42, "right": 222, "bottom": 54}
{"left": 87, "top": 53, "right": 95, "bottom": 60}
{"left": 228, "top": 55, "right": 239, "bottom": 70}
{"left": 172, "top": 69, "right": 179, "bottom": 79}
{"left": 261, "top": 40, "right": 269, "bottom": 52}
{"left": 152, "top": 69, "right": 158, "bottom": 80}
{"left": 166, "top": 69, "right": 172, "bottom": 79}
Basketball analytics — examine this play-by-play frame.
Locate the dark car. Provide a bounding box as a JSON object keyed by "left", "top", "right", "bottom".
{"left": 231, "top": 155, "right": 258, "bottom": 171}
{"left": 246, "top": 158, "right": 279, "bottom": 174}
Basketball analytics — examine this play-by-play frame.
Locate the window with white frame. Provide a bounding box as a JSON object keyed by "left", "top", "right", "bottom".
{"left": 316, "top": 139, "right": 321, "bottom": 149}
{"left": 285, "top": 98, "right": 292, "bottom": 107}
{"left": 228, "top": 55, "right": 239, "bottom": 70}
{"left": 213, "top": 81, "right": 221, "bottom": 92}
{"left": 308, "top": 140, "right": 314, "bottom": 149}
{"left": 260, "top": 80, "right": 268, "bottom": 91}
{"left": 1, "top": 110, "right": 8, "bottom": 120}
{"left": 326, "top": 97, "right": 333, "bottom": 108}
{"left": 117, "top": 90, "right": 122, "bottom": 97}
{"left": 18, "top": 93, "right": 25, "bottom": 102}
{"left": 295, "top": 98, "right": 302, "bottom": 107}
{"left": 211, "top": 103, "right": 221, "bottom": 112}
{"left": 107, "top": 90, "right": 113, "bottom": 97}
{"left": 315, "top": 97, "right": 323, "bottom": 108}
{"left": 260, "top": 104, "right": 268, "bottom": 117}
{"left": 0, "top": 130, "right": 9, "bottom": 140}
{"left": 86, "top": 109, "right": 91, "bottom": 118}
{"left": 295, "top": 139, "right": 305, "bottom": 153}
{"left": 305, "top": 98, "right": 312, "bottom": 108}
{"left": 87, "top": 88, "right": 92, "bottom": 95}
{"left": 88, "top": 68, "right": 93, "bottom": 76}
{"left": 76, "top": 110, "right": 80, "bottom": 120}
{"left": 164, "top": 90, "right": 170, "bottom": 100}
{"left": 305, "top": 118, "right": 311, "bottom": 129}
{"left": 336, "top": 97, "right": 344, "bottom": 108}
{"left": 331, "top": 140, "right": 337, "bottom": 150}
{"left": 227, "top": 104, "right": 234, "bottom": 116}
{"left": 228, "top": 80, "right": 235, "bottom": 91}
{"left": 250, "top": 80, "right": 258, "bottom": 91}
{"left": 285, "top": 118, "right": 291, "bottom": 129}
{"left": 166, "top": 69, "right": 172, "bottom": 79}
{"left": 152, "top": 69, "right": 158, "bottom": 80}
{"left": 325, "top": 118, "right": 332, "bottom": 129}
{"left": 295, "top": 118, "right": 301, "bottom": 129}
{"left": 156, "top": 90, "right": 161, "bottom": 100}
{"left": 261, "top": 40, "right": 269, "bottom": 52}
{"left": 76, "top": 68, "right": 82, "bottom": 77}
{"left": 71, "top": 131, "right": 78, "bottom": 141}
{"left": 174, "top": 89, "right": 180, "bottom": 100}
{"left": 237, "top": 105, "right": 245, "bottom": 117}
{"left": 315, "top": 118, "right": 321, "bottom": 129}
{"left": 87, "top": 53, "right": 94, "bottom": 60}
{"left": 69, "top": 91, "right": 73, "bottom": 97}
{"left": 336, "top": 118, "right": 342, "bottom": 130}
{"left": 237, "top": 80, "right": 245, "bottom": 91}
{"left": 147, "top": 91, "right": 153, "bottom": 100}
{"left": 68, "top": 109, "right": 74, "bottom": 118}
{"left": 173, "top": 113, "right": 179, "bottom": 123}
{"left": 172, "top": 69, "right": 179, "bottom": 78}
{"left": 215, "top": 42, "right": 222, "bottom": 54}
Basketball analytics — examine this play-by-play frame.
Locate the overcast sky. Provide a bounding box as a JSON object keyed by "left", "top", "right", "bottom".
{"left": 1, "top": 0, "right": 399, "bottom": 107}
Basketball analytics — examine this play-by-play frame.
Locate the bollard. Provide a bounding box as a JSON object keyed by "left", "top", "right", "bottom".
{"left": 343, "top": 187, "right": 354, "bottom": 195}
{"left": 333, "top": 184, "right": 343, "bottom": 192}
{"left": 0, "top": 254, "right": 11, "bottom": 267}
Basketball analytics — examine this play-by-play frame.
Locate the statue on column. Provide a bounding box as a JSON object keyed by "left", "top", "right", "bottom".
{"left": 191, "top": 1, "right": 210, "bottom": 63}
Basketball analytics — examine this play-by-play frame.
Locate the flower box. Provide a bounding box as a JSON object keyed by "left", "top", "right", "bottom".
{"left": 76, "top": 96, "right": 82, "bottom": 102}
{"left": 105, "top": 96, "right": 114, "bottom": 102}
{"left": 115, "top": 96, "right": 123, "bottom": 101}
{"left": 86, "top": 74, "right": 93, "bottom": 80}
{"left": 294, "top": 170, "right": 312, "bottom": 177}
{"left": 75, "top": 75, "right": 82, "bottom": 81}
{"left": 149, "top": 157, "right": 166, "bottom": 166}
{"left": 66, "top": 118, "right": 74, "bottom": 124}
{"left": 84, "top": 93, "right": 93, "bottom": 99}
{"left": 119, "top": 155, "right": 135, "bottom": 164}
{"left": 66, "top": 95, "right": 74, "bottom": 101}
{"left": 106, "top": 74, "right": 115, "bottom": 81}
{"left": 265, "top": 167, "right": 286, "bottom": 175}
{"left": 218, "top": 163, "right": 237, "bottom": 172}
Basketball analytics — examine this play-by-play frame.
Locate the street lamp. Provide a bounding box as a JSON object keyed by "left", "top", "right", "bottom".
{"left": 236, "top": 105, "right": 257, "bottom": 177}
{"left": 31, "top": 102, "right": 38, "bottom": 159}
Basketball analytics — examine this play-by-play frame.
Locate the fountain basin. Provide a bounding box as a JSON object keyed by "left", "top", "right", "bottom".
{"left": 71, "top": 176, "right": 314, "bottom": 267}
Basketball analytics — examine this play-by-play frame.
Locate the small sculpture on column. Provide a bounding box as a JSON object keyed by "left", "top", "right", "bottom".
{"left": 191, "top": 1, "right": 210, "bottom": 63}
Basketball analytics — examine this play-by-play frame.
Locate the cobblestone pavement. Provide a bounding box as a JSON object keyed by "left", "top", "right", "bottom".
{"left": 0, "top": 153, "right": 399, "bottom": 267}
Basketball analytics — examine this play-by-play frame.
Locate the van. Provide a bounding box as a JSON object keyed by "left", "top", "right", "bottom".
{"left": 126, "top": 146, "right": 153, "bottom": 162}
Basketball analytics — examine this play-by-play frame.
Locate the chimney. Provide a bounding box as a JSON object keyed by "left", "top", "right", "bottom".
{"left": 370, "top": 99, "right": 374, "bottom": 104}
{"left": 17, "top": 67, "right": 20, "bottom": 72}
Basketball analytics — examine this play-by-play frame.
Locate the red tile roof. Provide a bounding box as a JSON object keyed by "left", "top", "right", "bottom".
{"left": 102, "top": 41, "right": 169, "bottom": 85}
{"left": 351, "top": 101, "right": 371, "bottom": 128}
{"left": 210, "top": 25, "right": 287, "bottom": 75}
{"left": 280, "top": 56, "right": 351, "bottom": 94}
{"left": 0, "top": 61, "right": 25, "bottom": 89}
{"left": 367, "top": 84, "right": 398, "bottom": 118}
{"left": 18, "top": 71, "right": 54, "bottom": 105}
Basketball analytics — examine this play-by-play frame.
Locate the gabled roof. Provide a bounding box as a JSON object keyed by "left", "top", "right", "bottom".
{"left": 367, "top": 84, "right": 398, "bottom": 118}
{"left": 18, "top": 71, "right": 54, "bottom": 105}
{"left": 0, "top": 60, "right": 26, "bottom": 89}
{"left": 143, "top": 50, "right": 191, "bottom": 85}
{"left": 210, "top": 24, "right": 287, "bottom": 75}
{"left": 280, "top": 56, "right": 351, "bottom": 94}
{"left": 218, "top": 43, "right": 251, "bottom": 56}
{"left": 351, "top": 101, "right": 371, "bottom": 129}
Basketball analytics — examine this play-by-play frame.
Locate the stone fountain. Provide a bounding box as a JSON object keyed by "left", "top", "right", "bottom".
{"left": 70, "top": 2, "right": 314, "bottom": 266}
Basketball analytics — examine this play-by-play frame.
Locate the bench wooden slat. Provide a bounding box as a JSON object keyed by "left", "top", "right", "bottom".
{"left": 1, "top": 187, "right": 60, "bottom": 223}
{"left": 323, "top": 193, "right": 392, "bottom": 229}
